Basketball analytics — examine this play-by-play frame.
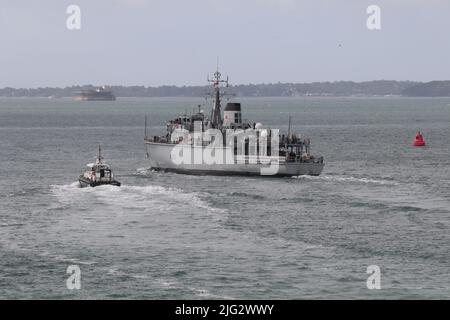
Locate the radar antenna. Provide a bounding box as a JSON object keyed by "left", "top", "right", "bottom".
{"left": 207, "top": 67, "right": 229, "bottom": 128}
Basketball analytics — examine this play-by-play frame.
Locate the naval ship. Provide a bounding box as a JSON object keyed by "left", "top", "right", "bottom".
{"left": 144, "top": 70, "right": 324, "bottom": 176}
{"left": 74, "top": 86, "right": 116, "bottom": 101}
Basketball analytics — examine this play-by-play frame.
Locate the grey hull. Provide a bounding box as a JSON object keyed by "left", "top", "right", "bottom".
{"left": 145, "top": 141, "right": 324, "bottom": 177}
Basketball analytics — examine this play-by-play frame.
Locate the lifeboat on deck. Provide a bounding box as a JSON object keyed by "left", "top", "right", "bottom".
{"left": 412, "top": 131, "right": 426, "bottom": 147}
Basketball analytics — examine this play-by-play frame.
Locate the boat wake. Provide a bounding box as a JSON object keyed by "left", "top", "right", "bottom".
{"left": 135, "top": 167, "right": 154, "bottom": 174}
{"left": 49, "top": 183, "right": 224, "bottom": 216}
{"left": 293, "top": 174, "right": 399, "bottom": 185}
{"left": 294, "top": 175, "right": 450, "bottom": 213}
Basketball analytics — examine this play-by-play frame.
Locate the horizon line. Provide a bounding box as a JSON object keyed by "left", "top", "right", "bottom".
{"left": 2, "top": 79, "right": 447, "bottom": 90}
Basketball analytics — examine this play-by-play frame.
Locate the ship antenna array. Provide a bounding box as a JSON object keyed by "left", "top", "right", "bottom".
{"left": 207, "top": 69, "right": 230, "bottom": 127}
{"left": 97, "top": 145, "right": 103, "bottom": 163}
{"left": 287, "top": 115, "right": 292, "bottom": 137}
{"left": 206, "top": 71, "right": 233, "bottom": 100}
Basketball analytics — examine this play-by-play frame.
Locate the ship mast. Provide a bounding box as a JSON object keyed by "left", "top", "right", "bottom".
{"left": 97, "top": 145, "right": 103, "bottom": 164}
{"left": 208, "top": 68, "right": 228, "bottom": 128}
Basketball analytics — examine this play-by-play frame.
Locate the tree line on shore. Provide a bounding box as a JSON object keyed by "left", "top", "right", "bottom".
{"left": 1, "top": 80, "right": 449, "bottom": 97}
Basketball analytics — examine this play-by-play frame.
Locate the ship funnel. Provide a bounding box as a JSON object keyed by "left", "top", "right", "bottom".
{"left": 223, "top": 103, "right": 242, "bottom": 126}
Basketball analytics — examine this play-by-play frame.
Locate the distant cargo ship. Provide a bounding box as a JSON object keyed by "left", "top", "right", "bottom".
{"left": 74, "top": 86, "right": 116, "bottom": 101}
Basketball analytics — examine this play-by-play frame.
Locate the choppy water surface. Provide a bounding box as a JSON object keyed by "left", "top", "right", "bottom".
{"left": 0, "top": 97, "right": 449, "bottom": 299}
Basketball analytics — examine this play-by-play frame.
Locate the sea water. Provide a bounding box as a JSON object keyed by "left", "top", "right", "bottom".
{"left": 0, "top": 96, "right": 449, "bottom": 299}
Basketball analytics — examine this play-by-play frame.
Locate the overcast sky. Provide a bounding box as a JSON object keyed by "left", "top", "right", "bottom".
{"left": 1, "top": 0, "right": 449, "bottom": 87}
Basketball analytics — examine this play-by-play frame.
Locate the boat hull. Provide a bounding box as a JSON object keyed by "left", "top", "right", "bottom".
{"left": 145, "top": 141, "right": 324, "bottom": 177}
{"left": 78, "top": 176, "right": 121, "bottom": 188}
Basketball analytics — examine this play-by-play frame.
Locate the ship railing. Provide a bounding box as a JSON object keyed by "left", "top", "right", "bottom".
{"left": 145, "top": 136, "right": 171, "bottom": 144}
{"left": 234, "top": 154, "right": 322, "bottom": 164}
{"left": 235, "top": 155, "right": 286, "bottom": 165}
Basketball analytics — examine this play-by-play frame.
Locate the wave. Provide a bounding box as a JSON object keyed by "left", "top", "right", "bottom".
{"left": 293, "top": 174, "right": 399, "bottom": 185}
{"left": 189, "top": 287, "right": 235, "bottom": 299}
{"left": 134, "top": 167, "right": 157, "bottom": 177}
{"left": 228, "top": 192, "right": 265, "bottom": 200}
{"left": 7, "top": 186, "right": 50, "bottom": 198}
{"left": 349, "top": 200, "right": 431, "bottom": 214}
{"left": 51, "top": 255, "right": 98, "bottom": 266}
{"left": 154, "top": 278, "right": 235, "bottom": 299}
{"left": 0, "top": 222, "right": 25, "bottom": 227}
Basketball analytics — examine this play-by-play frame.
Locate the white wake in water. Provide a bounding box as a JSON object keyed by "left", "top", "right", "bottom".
{"left": 49, "top": 183, "right": 223, "bottom": 216}
{"left": 293, "top": 174, "right": 399, "bottom": 185}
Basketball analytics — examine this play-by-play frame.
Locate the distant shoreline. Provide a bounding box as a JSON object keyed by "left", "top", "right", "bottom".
{"left": 3, "top": 96, "right": 450, "bottom": 100}
{"left": 1, "top": 80, "right": 450, "bottom": 97}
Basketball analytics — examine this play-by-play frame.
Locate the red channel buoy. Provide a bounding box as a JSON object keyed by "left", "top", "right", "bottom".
{"left": 413, "top": 131, "right": 426, "bottom": 147}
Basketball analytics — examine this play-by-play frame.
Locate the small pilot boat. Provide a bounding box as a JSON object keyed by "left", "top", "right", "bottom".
{"left": 79, "top": 146, "right": 121, "bottom": 188}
